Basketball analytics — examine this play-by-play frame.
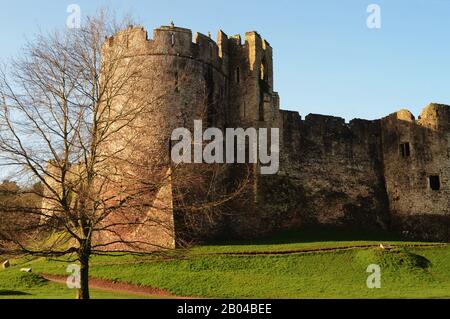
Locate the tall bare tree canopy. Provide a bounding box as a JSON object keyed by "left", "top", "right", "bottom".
{"left": 0, "top": 10, "right": 174, "bottom": 299}
{"left": 0, "top": 10, "right": 249, "bottom": 299}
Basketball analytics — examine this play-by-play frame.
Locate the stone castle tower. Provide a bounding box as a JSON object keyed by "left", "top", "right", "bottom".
{"left": 103, "top": 24, "right": 280, "bottom": 128}
{"left": 95, "top": 24, "right": 450, "bottom": 248}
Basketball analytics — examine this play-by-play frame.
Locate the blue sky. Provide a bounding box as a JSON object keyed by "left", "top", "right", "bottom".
{"left": 0, "top": 0, "right": 449, "bottom": 121}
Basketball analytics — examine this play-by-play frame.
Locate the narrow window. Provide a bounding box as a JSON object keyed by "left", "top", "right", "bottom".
{"left": 174, "top": 72, "right": 179, "bottom": 93}
{"left": 259, "top": 101, "right": 264, "bottom": 121}
{"left": 236, "top": 67, "right": 240, "bottom": 84}
{"left": 429, "top": 175, "right": 440, "bottom": 191}
{"left": 400, "top": 142, "right": 411, "bottom": 158}
{"left": 171, "top": 33, "right": 175, "bottom": 46}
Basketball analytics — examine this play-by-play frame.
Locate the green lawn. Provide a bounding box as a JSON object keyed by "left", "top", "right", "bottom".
{"left": 2, "top": 228, "right": 450, "bottom": 299}
{"left": 190, "top": 228, "right": 436, "bottom": 254}
{"left": 0, "top": 270, "right": 150, "bottom": 299}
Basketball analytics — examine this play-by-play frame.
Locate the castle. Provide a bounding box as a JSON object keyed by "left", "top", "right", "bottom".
{"left": 69, "top": 24, "right": 450, "bottom": 249}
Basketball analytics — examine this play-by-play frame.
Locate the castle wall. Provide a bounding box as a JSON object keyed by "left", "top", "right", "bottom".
{"left": 88, "top": 25, "right": 450, "bottom": 248}
{"left": 257, "top": 111, "right": 390, "bottom": 232}
{"left": 381, "top": 104, "right": 450, "bottom": 240}
{"left": 254, "top": 103, "right": 450, "bottom": 240}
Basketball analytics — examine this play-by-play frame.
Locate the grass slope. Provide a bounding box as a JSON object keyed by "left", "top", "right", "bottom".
{"left": 190, "top": 228, "right": 434, "bottom": 254}
{"left": 2, "top": 228, "right": 450, "bottom": 299}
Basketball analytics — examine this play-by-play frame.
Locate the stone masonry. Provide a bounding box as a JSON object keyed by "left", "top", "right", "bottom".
{"left": 44, "top": 24, "right": 450, "bottom": 250}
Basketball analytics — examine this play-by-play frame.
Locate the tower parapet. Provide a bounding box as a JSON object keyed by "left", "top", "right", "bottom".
{"left": 104, "top": 25, "right": 231, "bottom": 76}
{"left": 103, "top": 25, "right": 279, "bottom": 121}
{"left": 418, "top": 103, "right": 450, "bottom": 131}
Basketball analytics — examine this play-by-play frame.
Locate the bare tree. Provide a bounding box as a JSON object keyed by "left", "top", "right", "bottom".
{"left": 0, "top": 11, "right": 250, "bottom": 299}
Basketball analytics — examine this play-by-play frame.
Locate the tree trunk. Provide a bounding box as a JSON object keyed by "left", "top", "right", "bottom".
{"left": 77, "top": 252, "right": 90, "bottom": 300}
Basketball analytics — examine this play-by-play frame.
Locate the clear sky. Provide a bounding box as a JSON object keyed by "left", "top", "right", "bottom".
{"left": 0, "top": 0, "right": 449, "bottom": 121}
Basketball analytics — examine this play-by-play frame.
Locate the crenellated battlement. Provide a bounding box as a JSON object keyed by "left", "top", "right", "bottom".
{"left": 103, "top": 25, "right": 225, "bottom": 73}
{"left": 418, "top": 103, "right": 450, "bottom": 131}
{"left": 103, "top": 24, "right": 274, "bottom": 81}
{"left": 281, "top": 103, "right": 450, "bottom": 148}
{"left": 381, "top": 103, "right": 450, "bottom": 132}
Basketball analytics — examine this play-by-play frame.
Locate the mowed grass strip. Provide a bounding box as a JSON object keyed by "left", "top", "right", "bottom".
{"left": 190, "top": 228, "right": 442, "bottom": 254}
{"left": 19, "top": 246, "right": 450, "bottom": 299}
{"left": 3, "top": 228, "right": 450, "bottom": 299}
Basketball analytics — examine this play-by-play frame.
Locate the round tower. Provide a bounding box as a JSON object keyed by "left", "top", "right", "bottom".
{"left": 99, "top": 24, "right": 234, "bottom": 248}
{"left": 103, "top": 24, "right": 230, "bottom": 138}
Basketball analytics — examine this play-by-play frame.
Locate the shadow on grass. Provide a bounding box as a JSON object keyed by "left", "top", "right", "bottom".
{"left": 206, "top": 227, "right": 409, "bottom": 247}
{"left": 0, "top": 290, "right": 32, "bottom": 296}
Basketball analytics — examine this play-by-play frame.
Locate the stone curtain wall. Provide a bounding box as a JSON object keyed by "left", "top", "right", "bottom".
{"left": 381, "top": 105, "right": 450, "bottom": 240}
{"left": 256, "top": 104, "right": 450, "bottom": 241}
{"left": 48, "top": 24, "right": 450, "bottom": 249}
{"left": 259, "top": 111, "right": 390, "bottom": 233}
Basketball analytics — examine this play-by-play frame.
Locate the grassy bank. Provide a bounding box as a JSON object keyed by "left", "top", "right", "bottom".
{"left": 1, "top": 228, "right": 450, "bottom": 299}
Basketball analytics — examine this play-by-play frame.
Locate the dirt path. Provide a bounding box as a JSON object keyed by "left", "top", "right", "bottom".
{"left": 42, "top": 274, "right": 182, "bottom": 299}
